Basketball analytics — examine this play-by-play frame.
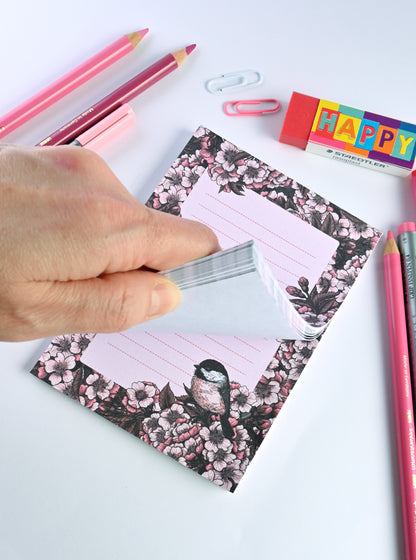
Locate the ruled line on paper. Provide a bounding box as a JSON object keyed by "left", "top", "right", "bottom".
{"left": 107, "top": 342, "right": 185, "bottom": 391}
{"left": 173, "top": 333, "right": 250, "bottom": 377}
{"left": 181, "top": 172, "right": 339, "bottom": 291}
{"left": 143, "top": 331, "right": 201, "bottom": 362}
{"left": 191, "top": 210, "right": 302, "bottom": 283}
{"left": 189, "top": 214, "right": 240, "bottom": 245}
{"left": 204, "top": 335, "right": 255, "bottom": 364}
{"left": 198, "top": 202, "right": 311, "bottom": 271}
{"left": 233, "top": 336, "right": 263, "bottom": 352}
{"left": 82, "top": 322, "right": 278, "bottom": 394}
{"left": 119, "top": 333, "right": 193, "bottom": 378}
{"left": 205, "top": 192, "right": 317, "bottom": 258}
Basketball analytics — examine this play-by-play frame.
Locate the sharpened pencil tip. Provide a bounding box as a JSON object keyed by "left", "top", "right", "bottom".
{"left": 186, "top": 44, "right": 197, "bottom": 55}
{"left": 384, "top": 231, "right": 400, "bottom": 256}
{"left": 127, "top": 29, "right": 149, "bottom": 47}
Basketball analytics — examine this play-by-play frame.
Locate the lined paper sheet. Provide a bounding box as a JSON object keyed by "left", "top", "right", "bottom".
{"left": 82, "top": 331, "right": 278, "bottom": 393}
{"left": 181, "top": 172, "right": 338, "bottom": 288}
{"left": 82, "top": 169, "right": 338, "bottom": 393}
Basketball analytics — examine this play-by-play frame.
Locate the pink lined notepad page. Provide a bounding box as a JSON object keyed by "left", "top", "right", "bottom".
{"left": 181, "top": 172, "right": 338, "bottom": 288}
{"left": 82, "top": 169, "right": 338, "bottom": 393}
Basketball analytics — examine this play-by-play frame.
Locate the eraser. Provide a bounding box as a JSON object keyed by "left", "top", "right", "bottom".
{"left": 280, "top": 92, "right": 319, "bottom": 149}
{"left": 279, "top": 92, "right": 416, "bottom": 177}
{"left": 398, "top": 222, "right": 416, "bottom": 235}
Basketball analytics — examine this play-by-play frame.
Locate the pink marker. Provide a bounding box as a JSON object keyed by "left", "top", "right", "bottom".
{"left": 384, "top": 230, "right": 416, "bottom": 560}
{"left": 38, "top": 44, "right": 196, "bottom": 146}
{"left": 70, "top": 104, "right": 135, "bottom": 152}
{"left": 412, "top": 170, "right": 416, "bottom": 209}
{"left": 0, "top": 29, "right": 148, "bottom": 139}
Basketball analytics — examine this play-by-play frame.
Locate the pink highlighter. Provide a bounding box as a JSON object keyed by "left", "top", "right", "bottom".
{"left": 70, "top": 104, "right": 135, "bottom": 152}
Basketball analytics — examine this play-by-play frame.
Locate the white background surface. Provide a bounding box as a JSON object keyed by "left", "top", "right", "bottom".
{"left": 1, "top": 1, "right": 415, "bottom": 558}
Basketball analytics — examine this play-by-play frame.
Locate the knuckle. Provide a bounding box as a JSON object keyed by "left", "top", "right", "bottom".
{"left": 0, "top": 283, "right": 46, "bottom": 341}
{"left": 39, "top": 145, "right": 104, "bottom": 179}
{"left": 103, "top": 280, "right": 141, "bottom": 331}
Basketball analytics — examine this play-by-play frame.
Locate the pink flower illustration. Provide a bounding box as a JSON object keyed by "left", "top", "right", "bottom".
{"left": 237, "top": 159, "right": 267, "bottom": 185}
{"left": 127, "top": 382, "right": 156, "bottom": 409}
{"left": 292, "top": 340, "right": 319, "bottom": 365}
{"left": 215, "top": 141, "right": 242, "bottom": 172}
{"left": 49, "top": 335, "right": 73, "bottom": 357}
{"left": 232, "top": 425, "right": 250, "bottom": 453}
{"left": 163, "top": 445, "right": 184, "bottom": 461}
{"left": 84, "top": 373, "right": 114, "bottom": 400}
{"left": 159, "top": 404, "right": 186, "bottom": 430}
{"left": 205, "top": 445, "right": 234, "bottom": 471}
{"left": 333, "top": 263, "right": 359, "bottom": 294}
{"left": 194, "top": 126, "right": 205, "bottom": 138}
{"left": 181, "top": 436, "right": 204, "bottom": 462}
{"left": 158, "top": 184, "right": 187, "bottom": 206}
{"left": 317, "top": 271, "right": 340, "bottom": 294}
{"left": 143, "top": 412, "right": 173, "bottom": 449}
{"left": 70, "top": 333, "right": 93, "bottom": 355}
{"left": 230, "top": 386, "right": 257, "bottom": 417}
{"left": 148, "top": 425, "right": 172, "bottom": 449}
{"left": 171, "top": 420, "right": 200, "bottom": 445}
{"left": 44, "top": 353, "right": 76, "bottom": 386}
{"left": 268, "top": 170, "right": 289, "bottom": 186}
{"left": 304, "top": 194, "right": 329, "bottom": 215}
{"left": 335, "top": 217, "right": 352, "bottom": 238}
{"left": 210, "top": 166, "right": 239, "bottom": 187}
{"left": 351, "top": 222, "right": 375, "bottom": 240}
{"left": 78, "top": 395, "right": 99, "bottom": 411}
{"left": 255, "top": 378, "right": 280, "bottom": 406}
{"left": 202, "top": 459, "right": 244, "bottom": 491}
{"left": 200, "top": 421, "right": 233, "bottom": 451}
{"left": 163, "top": 166, "right": 186, "bottom": 188}
{"left": 142, "top": 413, "right": 161, "bottom": 438}
{"left": 183, "top": 165, "right": 205, "bottom": 188}
{"left": 40, "top": 350, "right": 51, "bottom": 363}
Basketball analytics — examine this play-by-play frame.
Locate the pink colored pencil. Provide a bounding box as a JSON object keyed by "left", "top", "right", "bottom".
{"left": 384, "top": 230, "right": 416, "bottom": 560}
{"left": 0, "top": 29, "right": 148, "bottom": 139}
{"left": 37, "top": 44, "right": 196, "bottom": 147}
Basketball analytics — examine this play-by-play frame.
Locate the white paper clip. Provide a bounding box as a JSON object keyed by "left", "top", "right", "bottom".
{"left": 205, "top": 70, "right": 263, "bottom": 94}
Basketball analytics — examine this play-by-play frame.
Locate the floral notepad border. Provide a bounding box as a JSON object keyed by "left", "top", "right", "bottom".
{"left": 31, "top": 127, "right": 381, "bottom": 491}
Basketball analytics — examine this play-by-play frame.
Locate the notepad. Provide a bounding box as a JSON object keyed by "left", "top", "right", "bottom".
{"left": 31, "top": 127, "right": 382, "bottom": 492}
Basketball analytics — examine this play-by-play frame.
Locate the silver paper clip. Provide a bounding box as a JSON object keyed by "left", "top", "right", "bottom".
{"left": 205, "top": 70, "right": 263, "bottom": 94}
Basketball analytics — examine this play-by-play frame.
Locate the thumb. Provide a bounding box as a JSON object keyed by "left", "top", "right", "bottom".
{"left": 8, "top": 271, "right": 181, "bottom": 340}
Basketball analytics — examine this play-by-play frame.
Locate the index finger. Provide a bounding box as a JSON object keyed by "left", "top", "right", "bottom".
{"left": 134, "top": 206, "right": 221, "bottom": 271}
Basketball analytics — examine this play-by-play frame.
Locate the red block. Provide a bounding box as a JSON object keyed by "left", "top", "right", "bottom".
{"left": 279, "top": 92, "right": 320, "bottom": 150}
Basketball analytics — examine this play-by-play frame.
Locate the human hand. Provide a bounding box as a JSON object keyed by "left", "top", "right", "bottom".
{"left": 0, "top": 145, "right": 220, "bottom": 341}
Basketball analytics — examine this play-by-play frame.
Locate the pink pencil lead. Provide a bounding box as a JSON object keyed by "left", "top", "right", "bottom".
{"left": 186, "top": 44, "right": 197, "bottom": 55}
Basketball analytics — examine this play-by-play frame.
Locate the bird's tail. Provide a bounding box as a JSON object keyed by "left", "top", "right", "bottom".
{"left": 220, "top": 415, "right": 234, "bottom": 440}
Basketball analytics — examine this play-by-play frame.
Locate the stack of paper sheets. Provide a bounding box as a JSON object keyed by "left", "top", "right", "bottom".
{"left": 153, "top": 240, "right": 326, "bottom": 340}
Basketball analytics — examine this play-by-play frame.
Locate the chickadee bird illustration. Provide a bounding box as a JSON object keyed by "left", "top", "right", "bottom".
{"left": 189, "top": 359, "right": 233, "bottom": 439}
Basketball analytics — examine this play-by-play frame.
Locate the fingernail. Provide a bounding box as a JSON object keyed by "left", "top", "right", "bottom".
{"left": 147, "top": 279, "right": 181, "bottom": 320}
